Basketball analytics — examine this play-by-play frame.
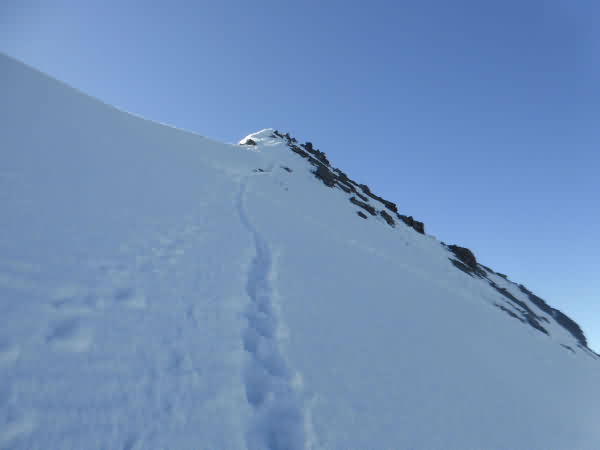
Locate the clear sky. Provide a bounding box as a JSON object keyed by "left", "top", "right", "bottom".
{"left": 2, "top": 0, "right": 598, "bottom": 350}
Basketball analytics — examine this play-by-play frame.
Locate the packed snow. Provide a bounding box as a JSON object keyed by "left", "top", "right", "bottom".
{"left": 1, "top": 53, "right": 599, "bottom": 449}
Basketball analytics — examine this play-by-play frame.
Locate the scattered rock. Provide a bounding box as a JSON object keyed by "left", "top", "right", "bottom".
{"left": 350, "top": 196, "right": 376, "bottom": 215}
{"left": 357, "top": 211, "right": 368, "bottom": 219}
{"left": 281, "top": 166, "right": 292, "bottom": 173}
{"left": 253, "top": 168, "right": 265, "bottom": 173}
{"left": 243, "top": 139, "right": 257, "bottom": 145}
{"left": 315, "top": 165, "right": 336, "bottom": 187}
{"left": 380, "top": 210, "right": 395, "bottom": 227}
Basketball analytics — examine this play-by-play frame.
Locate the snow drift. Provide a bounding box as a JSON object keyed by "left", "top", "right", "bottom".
{"left": 1, "top": 53, "right": 599, "bottom": 449}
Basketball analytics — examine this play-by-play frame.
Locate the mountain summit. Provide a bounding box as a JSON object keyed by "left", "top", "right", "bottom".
{"left": 1, "top": 53, "right": 599, "bottom": 449}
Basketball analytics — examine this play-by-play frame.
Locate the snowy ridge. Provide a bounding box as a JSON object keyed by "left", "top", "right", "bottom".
{"left": 2, "top": 53, "right": 600, "bottom": 449}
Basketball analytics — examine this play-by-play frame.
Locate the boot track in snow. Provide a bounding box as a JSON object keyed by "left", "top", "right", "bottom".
{"left": 236, "top": 174, "right": 313, "bottom": 450}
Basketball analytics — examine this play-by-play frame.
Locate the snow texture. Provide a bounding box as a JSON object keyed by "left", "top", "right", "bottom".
{"left": 1, "top": 53, "right": 599, "bottom": 449}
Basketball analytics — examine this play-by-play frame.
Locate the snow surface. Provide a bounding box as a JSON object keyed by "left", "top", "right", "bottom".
{"left": 1, "top": 53, "right": 599, "bottom": 449}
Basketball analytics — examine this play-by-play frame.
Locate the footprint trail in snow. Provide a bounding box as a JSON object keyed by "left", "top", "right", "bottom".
{"left": 237, "top": 175, "right": 312, "bottom": 450}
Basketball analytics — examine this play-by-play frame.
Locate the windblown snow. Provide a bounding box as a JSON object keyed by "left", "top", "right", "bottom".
{"left": 1, "top": 53, "right": 599, "bottom": 449}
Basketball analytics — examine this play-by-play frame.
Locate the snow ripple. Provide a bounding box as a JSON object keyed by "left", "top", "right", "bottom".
{"left": 237, "top": 176, "right": 311, "bottom": 450}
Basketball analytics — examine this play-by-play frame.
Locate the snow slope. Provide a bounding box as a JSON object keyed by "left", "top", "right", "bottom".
{"left": 1, "top": 53, "right": 599, "bottom": 449}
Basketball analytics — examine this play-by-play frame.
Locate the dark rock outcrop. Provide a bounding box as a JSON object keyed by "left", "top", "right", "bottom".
{"left": 333, "top": 169, "right": 360, "bottom": 188}
{"left": 397, "top": 215, "right": 425, "bottom": 234}
{"left": 380, "top": 210, "right": 395, "bottom": 227}
{"left": 315, "top": 165, "right": 336, "bottom": 187}
{"left": 358, "top": 184, "right": 398, "bottom": 213}
{"left": 412, "top": 220, "right": 425, "bottom": 234}
{"left": 359, "top": 184, "right": 371, "bottom": 195}
{"left": 301, "top": 142, "right": 330, "bottom": 165}
{"left": 357, "top": 211, "right": 368, "bottom": 219}
{"left": 446, "top": 240, "right": 593, "bottom": 351}
{"left": 398, "top": 214, "right": 414, "bottom": 227}
{"left": 243, "top": 139, "right": 257, "bottom": 145}
{"left": 350, "top": 196, "right": 376, "bottom": 216}
{"left": 333, "top": 172, "right": 358, "bottom": 194}
{"left": 448, "top": 258, "right": 476, "bottom": 277}
{"left": 290, "top": 145, "right": 309, "bottom": 159}
{"left": 356, "top": 192, "right": 369, "bottom": 202}
{"left": 336, "top": 181, "right": 353, "bottom": 193}
{"left": 448, "top": 245, "right": 477, "bottom": 270}
{"left": 312, "top": 150, "right": 330, "bottom": 166}
{"left": 554, "top": 311, "right": 588, "bottom": 347}
{"left": 488, "top": 281, "right": 549, "bottom": 336}
{"left": 494, "top": 304, "right": 525, "bottom": 322}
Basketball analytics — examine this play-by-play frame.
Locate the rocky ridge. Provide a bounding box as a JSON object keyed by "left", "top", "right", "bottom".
{"left": 268, "top": 129, "right": 426, "bottom": 235}
{"left": 244, "top": 129, "right": 597, "bottom": 359}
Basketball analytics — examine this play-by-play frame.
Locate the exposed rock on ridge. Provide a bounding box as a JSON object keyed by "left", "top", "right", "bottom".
{"left": 443, "top": 242, "right": 593, "bottom": 353}
{"left": 272, "top": 130, "right": 425, "bottom": 235}
{"left": 259, "top": 129, "right": 595, "bottom": 358}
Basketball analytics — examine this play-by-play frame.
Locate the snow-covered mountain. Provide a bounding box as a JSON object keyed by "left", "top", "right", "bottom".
{"left": 1, "top": 53, "right": 599, "bottom": 449}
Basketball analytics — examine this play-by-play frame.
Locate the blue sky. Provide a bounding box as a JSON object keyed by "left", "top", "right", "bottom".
{"left": 2, "top": 0, "right": 598, "bottom": 350}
